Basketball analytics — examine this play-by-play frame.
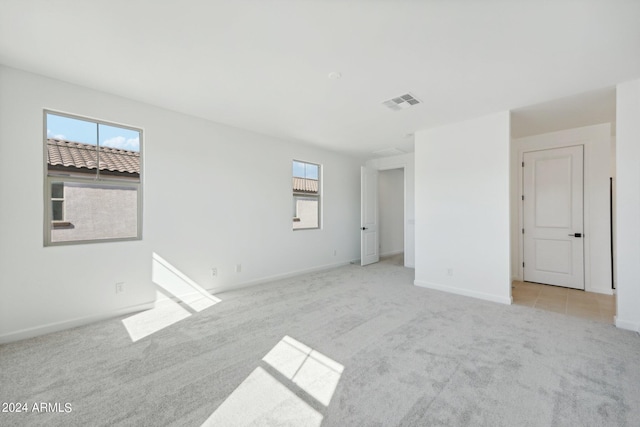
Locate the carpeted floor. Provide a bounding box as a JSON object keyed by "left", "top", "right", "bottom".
{"left": 1, "top": 255, "right": 639, "bottom": 426}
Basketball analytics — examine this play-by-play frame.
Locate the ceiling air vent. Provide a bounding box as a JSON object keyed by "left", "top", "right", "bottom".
{"left": 382, "top": 93, "right": 421, "bottom": 111}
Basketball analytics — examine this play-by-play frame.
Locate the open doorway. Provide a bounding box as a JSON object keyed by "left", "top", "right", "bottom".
{"left": 378, "top": 168, "right": 404, "bottom": 266}
{"left": 510, "top": 87, "right": 616, "bottom": 324}
{"left": 361, "top": 153, "right": 415, "bottom": 269}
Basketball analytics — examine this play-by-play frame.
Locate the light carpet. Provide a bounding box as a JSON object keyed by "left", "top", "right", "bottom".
{"left": 1, "top": 255, "right": 639, "bottom": 426}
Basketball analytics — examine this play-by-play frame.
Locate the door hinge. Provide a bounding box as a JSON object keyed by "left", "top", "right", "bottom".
{"left": 522, "top": 228, "right": 524, "bottom": 234}
{"left": 521, "top": 195, "right": 524, "bottom": 201}
{"left": 522, "top": 161, "right": 524, "bottom": 167}
{"left": 523, "top": 262, "right": 525, "bottom": 268}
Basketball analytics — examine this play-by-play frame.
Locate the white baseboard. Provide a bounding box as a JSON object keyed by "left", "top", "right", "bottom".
{"left": 0, "top": 259, "right": 380, "bottom": 344}
{"left": 414, "top": 280, "right": 512, "bottom": 305}
{"left": 586, "top": 287, "right": 614, "bottom": 296}
{"left": 210, "top": 260, "right": 353, "bottom": 294}
{"left": 0, "top": 261, "right": 355, "bottom": 344}
{"left": 615, "top": 316, "right": 640, "bottom": 333}
{"left": 156, "top": 287, "right": 220, "bottom": 305}
{"left": 0, "top": 301, "right": 154, "bottom": 345}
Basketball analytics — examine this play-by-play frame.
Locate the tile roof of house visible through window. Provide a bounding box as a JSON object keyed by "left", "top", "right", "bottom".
{"left": 292, "top": 177, "right": 318, "bottom": 193}
{"left": 47, "top": 139, "right": 140, "bottom": 176}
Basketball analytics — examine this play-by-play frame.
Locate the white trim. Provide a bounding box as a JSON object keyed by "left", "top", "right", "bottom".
{"left": 0, "top": 301, "right": 155, "bottom": 344}
{"left": 414, "top": 280, "right": 512, "bottom": 305}
{"left": 376, "top": 160, "right": 407, "bottom": 170}
{"left": 588, "top": 288, "right": 614, "bottom": 296}
{"left": 614, "top": 316, "right": 640, "bottom": 333}
{"left": 292, "top": 159, "right": 321, "bottom": 230}
{"left": 521, "top": 145, "right": 585, "bottom": 289}
{"left": 0, "top": 261, "right": 356, "bottom": 344}
{"left": 43, "top": 109, "right": 144, "bottom": 246}
{"left": 210, "top": 260, "right": 354, "bottom": 294}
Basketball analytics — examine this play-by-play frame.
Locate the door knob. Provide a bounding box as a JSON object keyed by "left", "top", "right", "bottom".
{"left": 568, "top": 233, "right": 582, "bottom": 238}
{"left": 361, "top": 227, "right": 368, "bottom": 230}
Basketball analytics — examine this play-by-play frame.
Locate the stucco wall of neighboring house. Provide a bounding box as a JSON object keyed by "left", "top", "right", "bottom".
{"left": 293, "top": 198, "right": 318, "bottom": 230}
{"left": 51, "top": 183, "right": 138, "bottom": 243}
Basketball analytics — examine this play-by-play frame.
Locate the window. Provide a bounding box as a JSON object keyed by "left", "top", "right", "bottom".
{"left": 44, "top": 111, "right": 142, "bottom": 245}
{"left": 292, "top": 160, "right": 320, "bottom": 230}
{"left": 50, "top": 182, "right": 69, "bottom": 227}
{"left": 51, "top": 182, "right": 64, "bottom": 221}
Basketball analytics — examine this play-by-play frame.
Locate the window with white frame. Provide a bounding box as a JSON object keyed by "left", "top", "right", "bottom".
{"left": 292, "top": 160, "right": 320, "bottom": 230}
{"left": 51, "top": 182, "right": 65, "bottom": 223}
{"left": 44, "top": 111, "right": 142, "bottom": 245}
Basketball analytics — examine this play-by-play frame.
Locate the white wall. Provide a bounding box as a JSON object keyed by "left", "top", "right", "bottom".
{"left": 615, "top": 79, "right": 640, "bottom": 332}
{"left": 0, "top": 66, "right": 362, "bottom": 343}
{"left": 378, "top": 169, "right": 404, "bottom": 256}
{"left": 366, "top": 153, "right": 415, "bottom": 268}
{"left": 510, "top": 124, "right": 613, "bottom": 294}
{"left": 414, "top": 111, "right": 511, "bottom": 304}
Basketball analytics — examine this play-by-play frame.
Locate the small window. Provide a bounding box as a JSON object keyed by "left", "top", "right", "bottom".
{"left": 292, "top": 160, "right": 320, "bottom": 230}
{"left": 44, "top": 111, "right": 142, "bottom": 245}
{"left": 51, "top": 182, "right": 64, "bottom": 220}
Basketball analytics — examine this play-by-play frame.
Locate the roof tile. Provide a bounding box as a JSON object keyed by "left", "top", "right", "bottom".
{"left": 293, "top": 177, "right": 318, "bottom": 193}
{"left": 47, "top": 139, "right": 140, "bottom": 175}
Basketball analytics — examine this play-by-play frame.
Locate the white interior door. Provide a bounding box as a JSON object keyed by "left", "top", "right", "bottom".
{"left": 361, "top": 166, "right": 379, "bottom": 266}
{"left": 523, "top": 146, "right": 584, "bottom": 289}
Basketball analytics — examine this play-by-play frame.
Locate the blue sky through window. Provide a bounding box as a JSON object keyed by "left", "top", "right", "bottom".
{"left": 293, "top": 161, "right": 318, "bottom": 180}
{"left": 46, "top": 113, "right": 140, "bottom": 152}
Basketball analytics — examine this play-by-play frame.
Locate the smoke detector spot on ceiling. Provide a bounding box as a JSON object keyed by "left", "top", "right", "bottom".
{"left": 382, "top": 93, "right": 422, "bottom": 111}
{"left": 372, "top": 147, "right": 406, "bottom": 157}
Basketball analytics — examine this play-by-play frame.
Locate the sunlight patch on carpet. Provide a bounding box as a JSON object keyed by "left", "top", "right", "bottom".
{"left": 263, "top": 335, "right": 344, "bottom": 406}
{"left": 121, "top": 253, "right": 221, "bottom": 342}
{"left": 121, "top": 291, "right": 191, "bottom": 342}
{"left": 152, "top": 252, "right": 221, "bottom": 312}
{"left": 201, "top": 367, "right": 323, "bottom": 427}
{"left": 202, "top": 336, "right": 344, "bottom": 426}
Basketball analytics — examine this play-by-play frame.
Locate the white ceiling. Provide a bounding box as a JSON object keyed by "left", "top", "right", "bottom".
{"left": 1, "top": 0, "right": 638, "bottom": 158}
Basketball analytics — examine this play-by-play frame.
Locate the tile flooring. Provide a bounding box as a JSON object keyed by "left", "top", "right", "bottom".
{"left": 512, "top": 281, "right": 616, "bottom": 324}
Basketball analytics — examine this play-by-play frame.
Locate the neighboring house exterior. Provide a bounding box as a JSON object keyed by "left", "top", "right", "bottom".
{"left": 292, "top": 176, "right": 319, "bottom": 229}
{"left": 46, "top": 138, "right": 140, "bottom": 243}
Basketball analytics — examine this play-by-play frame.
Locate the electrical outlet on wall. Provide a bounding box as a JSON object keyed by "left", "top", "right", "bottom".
{"left": 447, "top": 268, "right": 454, "bottom": 277}
{"left": 212, "top": 267, "right": 218, "bottom": 277}
{"left": 235, "top": 264, "right": 242, "bottom": 273}
{"left": 115, "top": 282, "right": 125, "bottom": 294}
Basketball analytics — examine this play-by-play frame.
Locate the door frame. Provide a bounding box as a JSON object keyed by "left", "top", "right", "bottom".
{"left": 364, "top": 155, "right": 413, "bottom": 268}
{"left": 514, "top": 124, "right": 613, "bottom": 295}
